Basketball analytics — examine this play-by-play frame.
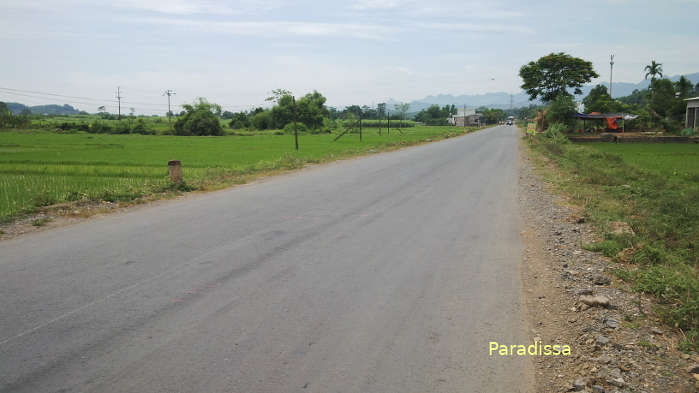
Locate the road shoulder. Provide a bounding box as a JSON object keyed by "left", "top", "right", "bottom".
{"left": 518, "top": 137, "right": 696, "bottom": 392}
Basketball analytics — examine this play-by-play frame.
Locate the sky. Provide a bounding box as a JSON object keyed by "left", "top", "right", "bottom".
{"left": 1, "top": 0, "right": 698, "bottom": 114}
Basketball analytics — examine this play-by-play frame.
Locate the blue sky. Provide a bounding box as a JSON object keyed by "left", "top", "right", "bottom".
{"left": 1, "top": 0, "right": 698, "bottom": 114}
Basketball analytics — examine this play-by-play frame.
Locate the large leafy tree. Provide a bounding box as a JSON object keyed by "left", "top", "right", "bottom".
{"left": 296, "top": 91, "right": 329, "bottom": 129}
{"left": 173, "top": 98, "right": 223, "bottom": 136}
{"left": 582, "top": 84, "right": 618, "bottom": 113}
{"left": 519, "top": 52, "right": 598, "bottom": 102}
{"left": 644, "top": 60, "right": 663, "bottom": 81}
{"left": 267, "top": 90, "right": 329, "bottom": 130}
{"left": 675, "top": 76, "right": 693, "bottom": 99}
{"left": 648, "top": 78, "right": 676, "bottom": 118}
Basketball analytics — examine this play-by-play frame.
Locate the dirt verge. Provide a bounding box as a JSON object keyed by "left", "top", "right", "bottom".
{"left": 518, "top": 138, "right": 697, "bottom": 392}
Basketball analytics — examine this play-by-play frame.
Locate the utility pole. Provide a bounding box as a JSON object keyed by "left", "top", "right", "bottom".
{"left": 163, "top": 89, "right": 176, "bottom": 127}
{"left": 116, "top": 87, "right": 122, "bottom": 120}
{"left": 463, "top": 104, "right": 466, "bottom": 131}
{"left": 387, "top": 110, "right": 390, "bottom": 135}
{"left": 609, "top": 54, "right": 615, "bottom": 98}
{"left": 292, "top": 96, "right": 298, "bottom": 151}
{"left": 359, "top": 110, "right": 362, "bottom": 142}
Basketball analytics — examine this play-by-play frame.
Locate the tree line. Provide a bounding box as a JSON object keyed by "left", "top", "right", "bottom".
{"left": 519, "top": 52, "right": 698, "bottom": 133}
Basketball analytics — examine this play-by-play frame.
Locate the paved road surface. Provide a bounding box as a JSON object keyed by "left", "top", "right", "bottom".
{"left": 0, "top": 125, "right": 532, "bottom": 392}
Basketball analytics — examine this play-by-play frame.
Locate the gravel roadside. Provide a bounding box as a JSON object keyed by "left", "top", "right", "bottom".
{"left": 518, "top": 138, "right": 697, "bottom": 393}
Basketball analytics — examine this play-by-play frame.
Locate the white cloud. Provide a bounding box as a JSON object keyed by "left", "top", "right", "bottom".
{"left": 416, "top": 22, "right": 533, "bottom": 34}
{"left": 129, "top": 17, "right": 400, "bottom": 40}
{"left": 352, "top": 0, "right": 406, "bottom": 10}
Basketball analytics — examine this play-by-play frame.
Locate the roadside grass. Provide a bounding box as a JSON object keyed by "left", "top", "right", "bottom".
{"left": 525, "top": 136, "right": 699, "bottom": 351}
{"left": 0, "top": 125, "right": 481, "bottom": 221}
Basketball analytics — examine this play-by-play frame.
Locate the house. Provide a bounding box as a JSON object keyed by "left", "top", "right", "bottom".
{"left": 449, "top": 108, "right": 481, "bottom": 127}
{"left": 685, "top": 97, "right": 699, "bottom": 130}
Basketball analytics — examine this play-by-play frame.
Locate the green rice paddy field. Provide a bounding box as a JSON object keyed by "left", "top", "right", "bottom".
{"left": 588, "top": 143, "right": 699, "bottom": 181}
{"left": 0, "top": 126, "right": 470, "bottom": 221}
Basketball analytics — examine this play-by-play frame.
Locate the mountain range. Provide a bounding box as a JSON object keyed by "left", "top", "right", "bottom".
{"left": 4, "top": 102, "right": 83, "bottom": 115}
{"left": 386, "top": 72, "right": 699, "bottom": 113}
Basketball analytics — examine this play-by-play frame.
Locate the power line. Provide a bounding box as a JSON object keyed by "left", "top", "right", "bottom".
{"left": 0, "top": 87, "right": 173, "bottom": 108}
{"left": 0, "top": 86, "right": 268, "bottom": 113}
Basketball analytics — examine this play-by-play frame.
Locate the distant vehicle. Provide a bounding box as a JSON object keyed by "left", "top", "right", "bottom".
{"left": 506, "top": 116, "right": 514, "bottom": 126}
{"left": 506, "top": 120, "right": 513, "bottom": 125}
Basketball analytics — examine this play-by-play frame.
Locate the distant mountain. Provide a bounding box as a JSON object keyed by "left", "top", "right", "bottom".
{"left": 593, "top": 72, "right": 699, "bottom": 98}
{"left": 2, "top": 102, "right": 83, "bottom": 115}
{"left": 388, "top": 72, "right": 699, "bottom": 113}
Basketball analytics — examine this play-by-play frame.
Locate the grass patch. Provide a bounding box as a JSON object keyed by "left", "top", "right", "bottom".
{"left": 525, "top": 134, "right": 699, "bottom": 351}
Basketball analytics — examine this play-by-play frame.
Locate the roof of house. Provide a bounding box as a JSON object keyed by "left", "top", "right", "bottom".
{"left": 684, "top": 97, "right": 699, "bottom": 101}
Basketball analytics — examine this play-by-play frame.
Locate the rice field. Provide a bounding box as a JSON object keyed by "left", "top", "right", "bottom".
{"left": 0, "top": 125, "right": 474, "bottom": 220}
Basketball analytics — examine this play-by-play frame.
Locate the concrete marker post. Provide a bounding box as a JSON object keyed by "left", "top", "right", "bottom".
{"left": 168, "top": 160, "right": 183, "bottom": 184}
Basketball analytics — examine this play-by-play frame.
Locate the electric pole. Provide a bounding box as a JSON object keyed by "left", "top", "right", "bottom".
{"left": 609, "top": 54, "right": 615, "bottom": 98}
{"left": 292, "top": 96, "right": 298, "bottom": 151}
{"left": 116, "top": 87, "right": 122, "bottom": 120}
{"left": 163, "top": 89, "right": 176, "bottom": 127}
{"left": 463, "top": 104, "right": 466, "bottom": 130}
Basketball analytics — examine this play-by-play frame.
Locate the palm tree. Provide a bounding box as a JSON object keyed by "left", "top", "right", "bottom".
{"left": 644, "top": 60, "right": 663, "bottom": 81}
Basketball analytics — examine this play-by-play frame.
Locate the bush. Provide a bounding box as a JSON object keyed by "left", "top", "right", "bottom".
{"left": 250, "top": 110, "right": 273, "bottom": 130}
{"left": 542, "top": 122, "right": 570, "bottom": 144}
{"left": 89, "top": 121, "right": 113, "bottom": 134}
{"left": 174, "top": 99, "right": 223, "bottom": 136}
{"left": 132, "top": 118, "right": 154, "bottom": 135}
{"left": 283, "top": 122, "right": 307, "bottom": 134}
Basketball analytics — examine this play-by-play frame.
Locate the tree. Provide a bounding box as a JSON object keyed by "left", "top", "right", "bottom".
{"left": 295, "top": 91, "right": 329, "bottom": 129}
{"left": 644, "top": 60, "right": 663, "bottom": 81}
{"left": 250, "top": 110, "right": 272, "bottom": 130}
{"left": 394, "top": 102, "right": 410, "bottom": 121}
{"left": 414, "top": 105, "right": 453, "bottom": 125}
{"left": 479, "top": 108, "right": 506, "bottom": 124}
{"left": 582, "top": 85, "right": 618, "bottom": 113}
{"left": 649, "top": 79, "right": 675, "bottom": 118}
{"left": 519, "top": 52, "right": 599, "bottom": 103}
{"left": 377, "top": 103, "right": 386, "bottom": 119}
{"left": 173, "top": 98, "right": 224, "bottom": 136}
{"left": 675, "top": 76, "right": 693, "bottom": 99}
{"left": 545, "top": 94, "right": 577, "bottom": 126}
{"left": 229, "top": 111, "right": 250, "bottom": 129}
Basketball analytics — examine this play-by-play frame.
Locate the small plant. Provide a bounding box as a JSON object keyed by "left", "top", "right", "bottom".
{"left": 31, "top": 217, "right": 52, "bottom": 227}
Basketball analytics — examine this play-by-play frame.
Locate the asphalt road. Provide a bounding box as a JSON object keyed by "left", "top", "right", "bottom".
{"left": 0, "top": 125, "right": 533, "bottom": 393}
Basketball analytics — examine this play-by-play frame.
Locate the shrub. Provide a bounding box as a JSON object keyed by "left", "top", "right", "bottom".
{"left": 542, "top": 122, "right": 570, "bottom": 144}
{"left": 132, "top": 118, "right": 154, "bottom": 135}
{"left": 174, "top": 99, "right": 223, "bottom": 136}
{"left": 283, "top": 122, "right": 307, "bottom": 134}
{"left": 89, "top": 121, "right": 113, "bottom": 134}
{"left": 250, "top": 110, "right": 272, "bottom": 130}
